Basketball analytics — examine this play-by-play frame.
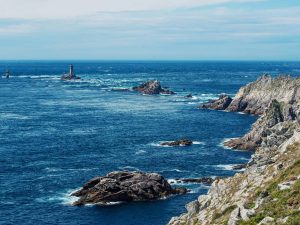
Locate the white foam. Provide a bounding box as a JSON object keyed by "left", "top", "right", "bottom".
{"left": 215, "top": 164, "right": 245, "bottom": 172}
{"left": 135, "top": 150, "right": 146, "bottom": 155}
{"left": 118, "top": 166, "right": 140, "bottom": 171}
{"left": 0, "top": 113, "right": 30, "bottom": 120}
{"left": 193, "top": 141, "right": 205, "bottom": 145}
{"left": 36, "top": 189, "right": 80, "bottom": 206}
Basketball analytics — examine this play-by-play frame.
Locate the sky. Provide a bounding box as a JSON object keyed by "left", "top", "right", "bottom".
{"left": 0, "top": 0, "right": 300, "bottom": 60}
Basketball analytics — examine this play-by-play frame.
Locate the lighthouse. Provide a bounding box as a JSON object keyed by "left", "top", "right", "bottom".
{"left": 69, "top": 64, "right": 75, "bottom": 78}
{"left": 5, "top": 69, "right": 10, "bottom": 78}
{"left": 61, "top": 64, "right": 80, "bottom": 80}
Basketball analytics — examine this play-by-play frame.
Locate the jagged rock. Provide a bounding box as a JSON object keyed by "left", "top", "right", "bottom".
{"left": 185, "top": 94, "right": 193, "bottom": 98}
{"left": 178, "top": 177, "right": 216, "bottom": 184}
{"left": 71, "top": 171, "right": 187, "bottom": 206}
{"left": 201, "top": 94, "right": 233, "bottom": 110}
{"left": 232, "top": 164, "right": 247, "bottom": 170}
{"left": 132, "top": 80, "right": 175, "bottom": 95}
{"left": 160, "top": 139, "right": 193, "bottom": 146}
{"left": 226, "top": 75, "right": 300, "bottom": 115}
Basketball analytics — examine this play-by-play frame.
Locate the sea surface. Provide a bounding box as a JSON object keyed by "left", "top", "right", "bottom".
{"left": 1, "top": 61, "right": 300, "bottom": 225}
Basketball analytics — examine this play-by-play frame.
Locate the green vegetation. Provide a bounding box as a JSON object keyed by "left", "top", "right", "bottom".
{"left": 238, "top": 158, "right": 300, "bottom": 225}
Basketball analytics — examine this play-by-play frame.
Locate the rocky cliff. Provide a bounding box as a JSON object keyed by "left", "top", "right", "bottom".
{"left": 169, "top": 75, "right": 300, "bottom": 225}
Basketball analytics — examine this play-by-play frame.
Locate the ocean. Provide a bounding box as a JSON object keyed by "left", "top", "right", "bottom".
{"left": 1, "top": 61, "right": 300, "bottom": 225}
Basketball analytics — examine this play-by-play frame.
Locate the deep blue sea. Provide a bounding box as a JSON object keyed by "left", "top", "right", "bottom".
{"left": 1, "top": 61, "right": 300, "bottom": 225}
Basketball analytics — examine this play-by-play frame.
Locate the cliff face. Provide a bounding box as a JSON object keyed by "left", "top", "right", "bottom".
{"left": 169, "top": 75, "right": 300, "bottom": 225}
{"left": 226, "top": 75, "right": 300, "bottom": 115}
{"left": 223, "top": 75, "right": 300, "bottom": 151}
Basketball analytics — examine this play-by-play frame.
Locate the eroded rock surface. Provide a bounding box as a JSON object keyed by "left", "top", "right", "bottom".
{"left": 71, "top": 171, "right": 187, "bottom": 206}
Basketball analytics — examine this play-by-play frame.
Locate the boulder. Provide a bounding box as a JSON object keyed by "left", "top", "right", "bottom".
{"left": 71, "top": 171, "right": 187, "bottom": 206}
{"left": 133, "top": 80, "right": 175, "bottom": 95}
{"left": 201, "top": 94, "right": 233, "bottom": 110}
{"left": 160, "top": 139, "right": 193, "bottom": 146}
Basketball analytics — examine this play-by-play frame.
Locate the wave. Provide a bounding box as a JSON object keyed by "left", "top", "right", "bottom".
{"left": 36, "top": 189, "right": 80, "bottom": 206}
{"left": 215, "top": 164, "right": 245, "bottom": 171}
{"left": 0, "top": 113, "right": 30, "bottom": 120}
{"left": 118, "top": 166, "right": 140, "bottom": 171}
{"left": 135, "top": 150, "right": 146, "bottom": 155}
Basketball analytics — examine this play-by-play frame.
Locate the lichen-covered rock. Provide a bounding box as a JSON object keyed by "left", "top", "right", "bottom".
{"left": 201, "top": 94, "right": 233, "bottom": 110}
{"left": 133, "top": 80, "right": 175, "bottom": 95}
{"left": 71, "top": 171, "right": 187, "bottom": 206}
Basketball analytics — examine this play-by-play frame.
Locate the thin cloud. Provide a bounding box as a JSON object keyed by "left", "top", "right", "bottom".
{"left": 0, "top": 0, "right": 261, "bottom": 19}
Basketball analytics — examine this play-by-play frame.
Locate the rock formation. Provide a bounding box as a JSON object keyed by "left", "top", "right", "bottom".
{"left": 61, "top": 64, "right": 80, "bottom": 80}
{"left": 160, "top": 139, "right": 193, "bottom": 147}
{"left": 201, "top": 94, "right": 233, "bottom": 110}
{"left": 71, "top": 171, "right": 187, "bottom": 206}
{"left": 133, "top": 80, "right": 175, "bottom": 95}
{"left": 169, "top": 75, "right": 300, "bottom": 224}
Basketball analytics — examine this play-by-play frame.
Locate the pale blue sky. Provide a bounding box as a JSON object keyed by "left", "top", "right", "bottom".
{"left": 0, "top": 0, "right": 300, "bottom": 60}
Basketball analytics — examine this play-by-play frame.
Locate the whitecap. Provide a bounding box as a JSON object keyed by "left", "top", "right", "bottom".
{"left": 118, "top": 166, "right": 140, "bottom": 171}
{"left": 193, "top": 141, "right": 205, "bottom": 145}
{"left": 36, "top": 189, "right": 80, "bottom": 206}
{"left": 135, "top": 150, "right": 146, "bottom": 155}
{"left": 215, "top": 164, "right": 245, "bottom": 172}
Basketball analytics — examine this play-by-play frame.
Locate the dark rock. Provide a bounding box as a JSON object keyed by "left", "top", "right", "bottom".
{"left": 277, "top": 164, "right": 284, "bottom": 170}
{"left": 224, "top": 138, "right": 258, "bottom": 151}
{"left": 185, "top": 94, "right": 193, "bottom": 98}
{"left": 133, "top": 80, "right": 175, "bottom": 95}
{"left": 260, "top": 191, "right": 269, "bottom": 198}
{"left": 232, "top": 164, "right": 247, "bottom": 170}
{"left": 201, "top": 94, "right": 233, "bottom": 110}
{"left": 160, "top": 139, "right": 193, "bottom": 147}
{"left": 179, "top": 177, "right": 216, "bottom": 185}
{"left": 71, "top": 171, "right": 187, "bottom": 206}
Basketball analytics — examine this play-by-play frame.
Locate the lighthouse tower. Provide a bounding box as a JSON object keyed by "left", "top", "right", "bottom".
{"left": 69, "top": 64, "right": 75, "bottom": 78}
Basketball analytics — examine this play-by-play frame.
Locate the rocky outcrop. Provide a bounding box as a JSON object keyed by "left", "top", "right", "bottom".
{"left": 226, "top": 75, "right": 300, "bottom": 115}
{"left": 168, "top": 75, "right": 300, "bottom": 225}
{"left": 201, "top": 94, "right": 233, "bottom": 110}
{"left": 168, "top": 126, "right": 300, "bottom": 225}
{"left": 224, "top": 99, "right": 300, "bottom": 151}
{"left": 160, "top": 139, "right": 193, "bottom": 147}
{"left": 133, "top": 80, "right": 175, "bottom": 95}
{"left": 71, "top": 171, "right": 187, "bottom": 206}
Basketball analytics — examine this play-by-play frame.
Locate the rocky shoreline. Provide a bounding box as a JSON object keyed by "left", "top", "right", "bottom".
{"left": 168, "top": 75, "right": 300, "bottom": 224}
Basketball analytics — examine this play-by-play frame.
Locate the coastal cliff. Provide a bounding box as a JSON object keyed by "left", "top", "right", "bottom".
{"left": 169, "top": 75, "right": 300, "bottom": 225}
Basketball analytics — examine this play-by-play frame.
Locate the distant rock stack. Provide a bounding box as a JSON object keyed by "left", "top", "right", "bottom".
{"left": 61, "top": 64, "right": 80, "bottom": 80}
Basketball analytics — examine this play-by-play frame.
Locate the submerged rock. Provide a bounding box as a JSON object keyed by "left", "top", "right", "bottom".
{"left": 201, "top": 94, "right": 233, "bottom": 110}
{"left": 71, "top": 171, "right": 187, "bottom": 206}
{"left": 133, "top": 80, "right": 175, "bottom": 95}
{"left": 185, "top": 94, "right": 193, "bottom": 98}
{"left": 160, "top": 139, "right": 193, "bottom": 146}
